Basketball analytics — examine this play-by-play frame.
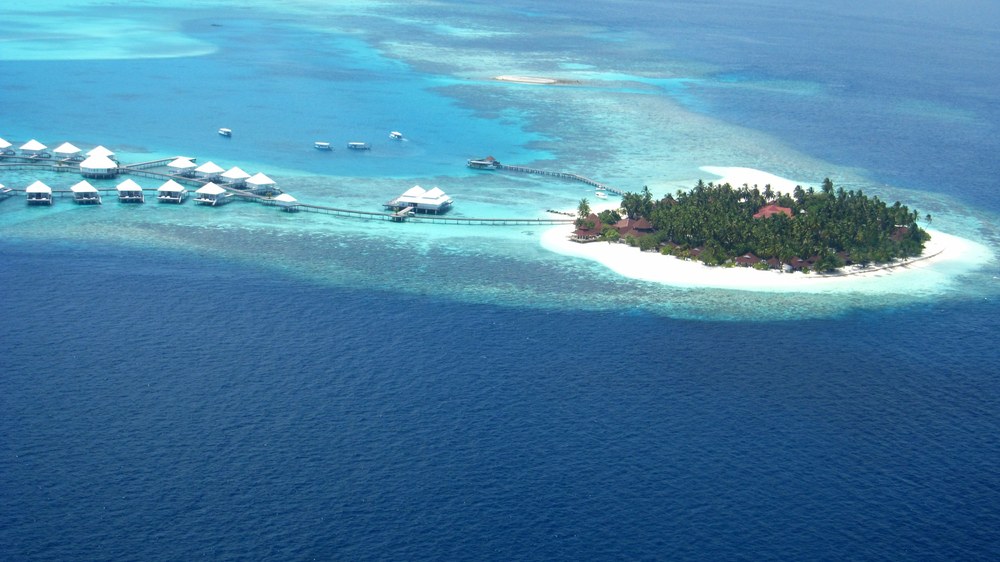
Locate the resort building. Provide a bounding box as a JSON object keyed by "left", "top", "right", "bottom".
{"left": 53, "top": 142, "right": 83, "bottom": 161}
{"left": 193, "top": 182, "right": 232, "bottom": 206}
{"left": 220, "top": 166, "right": 251, "bottom": 188}
{"left": 572, "top": 213, "right": 604, "bottom": 242}
{"left": 86, "top": 145, "right": 116, "bottom": 160}
{"left": 194, "top": 161, "right": 225, "bottom": 181}
{"left": 467, "top": 155, "right": 500, "bottom": 169}
{"left": 614, "top": 217, "right": 654, "bottom": 239}
{"left": 246, "top": 172, "right": 278, "bottom": 195}
{"left": 157, "top": 179, "right": 188, "bottom": 203}
{"left": 167, "top": 157, "right": 197, "bottom": 177}
{"left": 70, "top": 180, "right": 102, "bottom": 204}
{"left": 26, "top": 180, "right": 53, "bottom": 205}
{"left": 383, "top": 185, "right": 453, "bottom": 214}
{"left": 79, "top": 154, "right": 119, "bottom": 178}
{"left": 20, "top": 139, "right": 49, "bottom": 158}
{"left": 272, "top": 193, "right": 299, "bottom": 212}
{"left": 0, "top": 137, "right": 14, "bottom": 155}
{"left": 753, "top": 204, "right": 794, "bottom": 219}
{"left": 116, "top": 178, "right": 145, "bottom": 203}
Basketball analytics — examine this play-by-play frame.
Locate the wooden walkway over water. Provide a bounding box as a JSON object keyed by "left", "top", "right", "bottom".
{"left": 494, "top": 163, "right": 624, "bottom": 196}
{"left": 1, "top": 156, "right": 575, "bottom": 226}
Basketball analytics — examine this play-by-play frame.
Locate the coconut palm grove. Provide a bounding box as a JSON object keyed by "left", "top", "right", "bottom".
{"left": 577, "top": 179, "right": 930, "bottom": 272}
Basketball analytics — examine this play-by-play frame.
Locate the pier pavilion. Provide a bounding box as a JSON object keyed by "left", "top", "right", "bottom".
{"left": 272, "top": 193, "right": 299, "bottom": 212}
{"left": 53, "top": 142, "right": 83, "bottom": 162}
{"left": 246, "top": 172, "right": 278, "bottom": 195}
{"left": 195, "top": 161, "right": 225, "bottom": 181}
{"left": 167, "top": 157, "right": 197, "bottom": 177}
{"left": 26, "top": 180, "right": 53, "bottom": 205}
{"left": 0, "top": 137, "right": 14, "bottom": 156}
{"left": 87, "top": 145, "right": 116, "bottom": 161}
{"left": 70, "top": 180, "right": 102, "bottom": 204}
{"left": 221, "top": 166, "right": 251, "bottom": 188}
{"left": 384, "top": 185, "right": 453, "bottom": 214}
{"left": 21, "top": 139, "right": 50, "bottom": 159}
{"left": 194, "top": 182, "right": 233, "bottom": 206}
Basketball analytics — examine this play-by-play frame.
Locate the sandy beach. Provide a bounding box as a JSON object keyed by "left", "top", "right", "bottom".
{"left": 540, "top": 224, "right": 985, "bottom": 292}
{"left": 494, "top": 75, "right": 561, "bottom": 85}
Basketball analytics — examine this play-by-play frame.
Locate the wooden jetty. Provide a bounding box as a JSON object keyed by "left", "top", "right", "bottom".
{"left": 467, "top": 155, "right": 623, "bottom": 196}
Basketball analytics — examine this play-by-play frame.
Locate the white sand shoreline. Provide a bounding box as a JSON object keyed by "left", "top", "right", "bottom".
{"left": 494, "top": 75, "right": 561, "bottom": 85}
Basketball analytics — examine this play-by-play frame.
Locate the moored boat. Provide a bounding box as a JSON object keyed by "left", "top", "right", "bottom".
{"left": 218, "top": 128, "right": 232, "bottom": 137}
{"left": 314, "top": 141, "right": 332, "bottom": 150}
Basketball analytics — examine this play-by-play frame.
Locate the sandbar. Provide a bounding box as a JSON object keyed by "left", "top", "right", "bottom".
{"left": 494, "top": 75, "right": 561, "bottom": 85}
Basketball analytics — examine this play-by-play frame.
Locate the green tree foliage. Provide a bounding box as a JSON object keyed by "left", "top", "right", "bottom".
{"left": 634, "top": 179, "right": 929, "bottom": 268}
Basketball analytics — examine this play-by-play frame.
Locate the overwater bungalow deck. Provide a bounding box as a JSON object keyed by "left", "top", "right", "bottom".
{"left": 157, "top": 180, "right": 188, "bottom": 204}
{"left": 25, "top": 180, "right": 53, "bottom": 205}
{"left": 71, "top": 180, "right": 102, "bottom": 204}
{"left": 116, "top": 178, "right": 144, "bottom": 203}
{"left": 194, "top": 182, "right": 234, "bottom": 206}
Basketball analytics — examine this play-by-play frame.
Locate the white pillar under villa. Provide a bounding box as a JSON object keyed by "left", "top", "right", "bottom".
{"left": 220, "top": 166, "right": 251, "bottom": 188}
{"left": 20, "top": 139, "right": 49, "bottom": 158}
{"left": 0, "top": 137, "right": 15, "bottom": 155}
{"left": 70, "top": 180, "right": 102, "bottom": 204}
{"left": 194, "top": 182, "right": 232, "bottom": 206}
{"left": 86, "top": 145, "right": 116, "bottom": 161}
{"left": 157, "top": 179, "right": 188, "bottom": 203}
{"left": 116, "top": 178, "right": 145, "bottom": 203}
{"left": 26, "top": 180, "right": 53, "bottom": 205}
{"left": 246, "top": 172, "right": 277, "bottom": 195}
{"left": 53, "top": 142, "right": 83, "bottom": 161}
{"left": 167, "top": 157, "right": 197, "bottom": 177}
{"left": 195, "top": 161, "right": 225, "bottom": 182}
{"left": 272, "top": 193, "right": 299, "bottom": 212}
{"left": 79, "top": 154, "right": 119, "bottom": 178}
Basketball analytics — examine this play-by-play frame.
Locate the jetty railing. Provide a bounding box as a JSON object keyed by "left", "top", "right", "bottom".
{"left": 492, "top": 163, "right": 624, "bottom": 195}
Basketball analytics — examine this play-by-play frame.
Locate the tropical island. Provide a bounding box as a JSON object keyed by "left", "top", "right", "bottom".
{"left": 571, "top": 179, "right": 930, "bottom": 273}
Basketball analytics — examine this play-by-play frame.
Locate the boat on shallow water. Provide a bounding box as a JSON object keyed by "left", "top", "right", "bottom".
{"left": 218, "top": 128, "right": 232, "bottom": 137}
{"left": 389, "top": 131, "right": 403, "bottom": 140}
{"left": 347, "top": 141, "right": 371, "bottom": 150}
{"left": 314, "top": 141, "right": 332, "bottom": 150}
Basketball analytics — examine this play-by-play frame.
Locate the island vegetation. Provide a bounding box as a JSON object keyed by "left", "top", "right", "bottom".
{"left": 575, "top": 179, "right": 930, "bottom": 273}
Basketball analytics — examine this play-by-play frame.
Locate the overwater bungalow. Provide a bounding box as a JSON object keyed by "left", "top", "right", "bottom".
{"left": 0, "top": 137, "right": 14, "bottom": 156}
{"left": 70, "top": 180, "right": 102, "bottom": 204}
{"left": 221, "top": 166, "right": 251, "bottom": 188}
{"left": 272, "top": 193, "right": 299, "bottom": 212}
{"left": 157, "top": 179, "right": 188, "bottom": 203}
{"left": 79, "top": 154, "right": 119, "bottom": 178}
{"left": 195, "top": 161, "right": 225, "bottom": 181}
{"left": 383, "top": 185, "right": 453, "bottom": 214}
{"left": 53, "top": 142, "right": 83, "bottom": 161}
{"left": 26, "top": 180, "right": 53, "bottom": 205}
{"left": 166, "top": 157, "right": 197, "bottom": 177}
{"left": 20, "top": 139, "right": 50, "bottom": 159}
{"left": 116, "top": 178, "right": 145, "bottom": 203}
{"left": 467, "top": 155, "right": 500, "bottom": 170}
{"left": 86, "top": 145, "right": 116, "bottom": 161}
{"left": 194, "top": 182, "right": 232, "bottom": 206}
{"left": 246, "top": 172, "right": 278, "bottom": 195}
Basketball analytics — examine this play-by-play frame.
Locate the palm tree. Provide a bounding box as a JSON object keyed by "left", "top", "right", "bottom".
{"left": 577, "top": 198, "right": 591, "bottom": 221}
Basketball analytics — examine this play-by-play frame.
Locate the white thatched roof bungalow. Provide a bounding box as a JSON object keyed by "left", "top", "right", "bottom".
{"left": 71, "top": 180, "right": 102, "bottom": 204}
{"left": 221, "top": 166, "right": 251, "bottom": 188}
{"left": 384, "top": 185, "right": 453, "bottom": 214}
{"left": 79, "top": 154, "right": 119, "bottom": 178}
{"left": 26, "top": 180, "right": 53, "bottom": 205}
{"left": 1, "top": 137, "right": 16, "bottom": 155}
{"left": 53, "top": 142, "right": 83, "bottom": 161}
{"left": 116, "top": 178, "right": 144, "bottom": 203}
{"left": 195, "top": 161, "right": 225, "bottom": 180}
{"left": 272, "top": 192, "right": 299, "bottom": 212}
{"left": 20, "top": 139, "right": 49, "bottom": 158}
{"left": 157, "top": 179, "right": 188, "bottom": 204}
{"left": 167, "top": 157, "right": 197, "bottom": 177}
{"left": 246, "top": 172, "right": 278, "bottom": 195}
{"left": 194, "top": 182, "right": 232, "bottom": 206}
{"left": 87, "top": 145, "right": 116, "bottom": 159}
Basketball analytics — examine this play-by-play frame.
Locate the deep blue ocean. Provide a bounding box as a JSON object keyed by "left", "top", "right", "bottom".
{"left": 3, "top": 1, "right": 1000, "bottom": 560}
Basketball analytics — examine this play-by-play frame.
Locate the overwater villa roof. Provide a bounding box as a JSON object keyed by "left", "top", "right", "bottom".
{"left": 221, "top": 166, "right": 250, "bottom": 180}
{"left": 70, "top": 180, "right": 98, "bottom": 193}
{"left": 274, "top": 193, "right": 297, "bottom": 203}
{"left": 167, "top": 157, "right": 197, "bottom": 169}
{"left": 401, "top": 185, "right": 426, "bottom": 198}
{"left": 79, "top": 154, "right": 118, "bottom": 169}
{"left": 158, "top": 179, "right": 186, "bottom": 192}
{"left": 247, "top": 172, "right": 276, "bottom": 186}
{"left": 195, "top": 161, "right": 225, "bottom": 174}
{"left": 0, "top": 137, "right": 11, "bottom": 149}
{"left": 53, "top": 142, "right": 81, "bottom": 155}
{"left": 26, "top": 180, "right": 52, "bottom": 193}
{"left": 87, "top": 145, "right": 115, "bottom": 158}
{"left": 116, "top": 178, "right": 142, "bottom": 191}
{"left": 196, "top": 182, "right": 227, "bottom": 195}
{"left": 20, "top": 139, "right": 47, "bottom": 151}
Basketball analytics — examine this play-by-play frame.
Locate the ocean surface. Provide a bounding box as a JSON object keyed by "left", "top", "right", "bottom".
{"left": 2, "top": 0, "right": 999, "bottom": 559}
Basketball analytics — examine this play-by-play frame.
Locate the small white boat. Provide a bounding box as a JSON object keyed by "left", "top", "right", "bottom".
{"left": 314, "top": 141, "right": 332, "bottom": 150}
{"left": 347, "top": 141, "right": 371, "bottom": 150}
{"left": 389, "top": 131, "right": 403, "bottom": 140}
{"left": 218, "top": 128, "right": 232, "bottom": 137}
{"left": 595, "top": 191, "right": 608, "bottom": 199}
